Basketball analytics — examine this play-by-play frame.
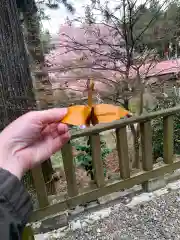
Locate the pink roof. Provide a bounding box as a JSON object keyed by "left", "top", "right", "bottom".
{"left": 45, "top": 24, "right": 180, "bottom": 99}
{"left": 142, "top": 59, "right": 180, "bottom": 77}
{"left": 127, "top": 59, "right": 180, "bottom": 79}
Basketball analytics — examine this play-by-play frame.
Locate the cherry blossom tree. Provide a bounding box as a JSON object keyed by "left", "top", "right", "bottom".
{"left": 44, "top": 0, "right": 173, "bottom": 169}
{"left": 45, "top": 0, "right": 171, "bottom": 110}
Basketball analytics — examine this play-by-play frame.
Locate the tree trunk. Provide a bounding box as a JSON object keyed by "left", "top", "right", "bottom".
{"left": 134, "top": 72, "right": 144, "bottom": 169}
{"left": 139, "top": 83, "right": 144, "bottom": 115}
{"left": 0, "top": 0, "right": 35, "bottom": 131}
{"left": 22, "top": 1, "right": 53, "bottom": 109}
{"left": 21, "top": 0, "right": 55, "bottom": 194}
{"left": 124, "top": 97, "right": 129, "bottom": 110}
{"left": 0, "top": 0, "right": 38, "bottom": 196}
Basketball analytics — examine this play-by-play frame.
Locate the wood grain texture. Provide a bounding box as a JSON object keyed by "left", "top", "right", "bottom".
{"left": 91, "top": 134, "right": 105, "bottom": 187}
{"left": 61, "top": 142, "right": 78, "bottom": 197}
{"left": 140, "top": 121, "right": 153, "bottom": 171}
{"left": 116, "top": 127, "right": 130, "bottom": 179}
{"left": 31, "top": 166, "right": 49, "bottom": 208}
{"left": 163, "top": 115, "right": 174, "bottom": 164}
{"left": 31, "top": 158, "right": 179, "bottom": 222}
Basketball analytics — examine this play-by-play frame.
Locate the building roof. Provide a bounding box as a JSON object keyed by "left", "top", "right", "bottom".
{"left": 132, "top": 59, "right": 180, "bottom": 79}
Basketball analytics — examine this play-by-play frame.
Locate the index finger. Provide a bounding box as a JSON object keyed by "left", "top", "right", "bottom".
{"left": 36, "top": 108, "right": 68, "bottom": 124}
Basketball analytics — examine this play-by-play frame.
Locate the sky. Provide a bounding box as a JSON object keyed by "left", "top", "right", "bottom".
{"left": 39, "top": 0, "right": 124, "bottom": 35}
{"left": 40, "top": 0, "right": 89, "bottom": 35}
{"left": 39, "top": 0, "right": 168, "bottom": 35}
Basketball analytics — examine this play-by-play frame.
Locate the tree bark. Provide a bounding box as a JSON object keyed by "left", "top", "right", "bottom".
{"left": 21, "top": 0, "right": 55, "bottom": 194}
{"left": 22, "top": 1, "right": 53, "bottom": 109}
{"left": 134, "top": 72, "right": 144, "bottom": 169}
{"left": 0, "top": 0, "right": 35, "bottom": 131}
{"left": 0, "top": 0, "right": 38, "bottom": 196}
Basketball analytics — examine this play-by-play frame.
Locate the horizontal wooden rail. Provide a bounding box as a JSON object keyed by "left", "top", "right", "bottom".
{"left": 30, "top": 158, "right": 179, "bottom": 222}
{"left": 30, "top": 106, "right": 180, "bottom": 223}
{"left": 71, "top": 105, "right": 180, "bottom": 139}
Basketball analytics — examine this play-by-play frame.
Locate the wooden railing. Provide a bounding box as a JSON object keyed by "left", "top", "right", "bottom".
{"left": 29, "top": 105, "right": 179, "bottom": 222}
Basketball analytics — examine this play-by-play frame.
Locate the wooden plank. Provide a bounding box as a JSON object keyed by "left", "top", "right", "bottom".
{"left": 31, "top": 165, "right": 49, "bottom": 208}
{"left": 61, "top": 142, "right": 78, "bottom": 197}
{"left": 140, "top": 121, "right": 153, "bottom": 171}
{"left": 163, "top": 115, "right": 174, "bottom": 164}
{"left": 71, "top": 106, "right": 179, "bottom": 139}
{"left": 22, "top": 226, "right": 35, "bottom": 240}
{"left": 31, "top": 157, "right": 178, "bottom": 222}
{"left": 91, "top": 134, "right": 105, "bottom": 187}
{"left": 116, "top": 127, "right": 130, "bottom": 179}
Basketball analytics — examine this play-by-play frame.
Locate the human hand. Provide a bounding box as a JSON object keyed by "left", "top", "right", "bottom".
{"left": 0, "top": 108, "right": 70, "bottom": 180}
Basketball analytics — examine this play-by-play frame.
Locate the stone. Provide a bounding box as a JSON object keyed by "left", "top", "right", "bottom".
{"left": 68, "top": 205, "right": 85, "bottom": 216}
{"left": 98, "top": 185, "right": 142, "bottom": 205}
{"left": 153, "top": 188, "right": 168, "bottom": 197}
{"left": 127, "top": 192, "right": 154, "bottom": 208}
{"left": 156, "top": 157, "right": 163, "bottom": 163}
{"left": 86, "top": 201, "right": 99, "bottom": 210}
{"left": 34, "top": 212, "right": 68, "bottom": 234}
{"left": 98, "top": 191, "right": 125, "bottom": 205}
{"left": 142, "top": 176, "right": 166, "bottom": 192}
{"left": 70, "top": 220, "right": 82, "bottom": 230}
{"left": 113, "top": 232, "right": 131, "bottom": 240}
{"left": 165, "top": 169, "right": 180, "bottom": 183}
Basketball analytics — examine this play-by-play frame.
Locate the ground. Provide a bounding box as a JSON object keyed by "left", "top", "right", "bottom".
{"left": 35, "top": 180, "right": 180, "bottom": 240}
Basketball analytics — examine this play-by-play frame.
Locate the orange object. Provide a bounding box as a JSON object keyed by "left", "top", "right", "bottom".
{"left": 61, "top": 79, "right": 130, "bottom": 126}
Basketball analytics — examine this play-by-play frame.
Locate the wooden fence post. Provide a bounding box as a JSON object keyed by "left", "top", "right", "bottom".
{"left": 140, "top": 121, "right": 153, "bottom": 171}
{"left": 91, "top": 134, "right": 105, "bottom": 187}
{"left": 163, "top": 115, "right": 174, "bottom": 164}
{"left": 116, "top": 127, "right": 130, "bottom": 179}
{"left": 140, "top": 121, "right": 153, "bottom": 192}
{"left": 22, "top": 226, "right": 35, "bottom": 240}
{"left": 31, "top": 165, "right": 49, "bottom": 208}
{"left": 61, "top": 141, "right": 78, "bottom": 197}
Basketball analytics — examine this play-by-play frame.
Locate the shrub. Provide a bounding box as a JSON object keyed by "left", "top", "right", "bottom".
{"left": 73, "top": 138, "right": 111, "bottom": 180}
{"left": 152, "top": 95, "right": 180, "bottom": 160}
